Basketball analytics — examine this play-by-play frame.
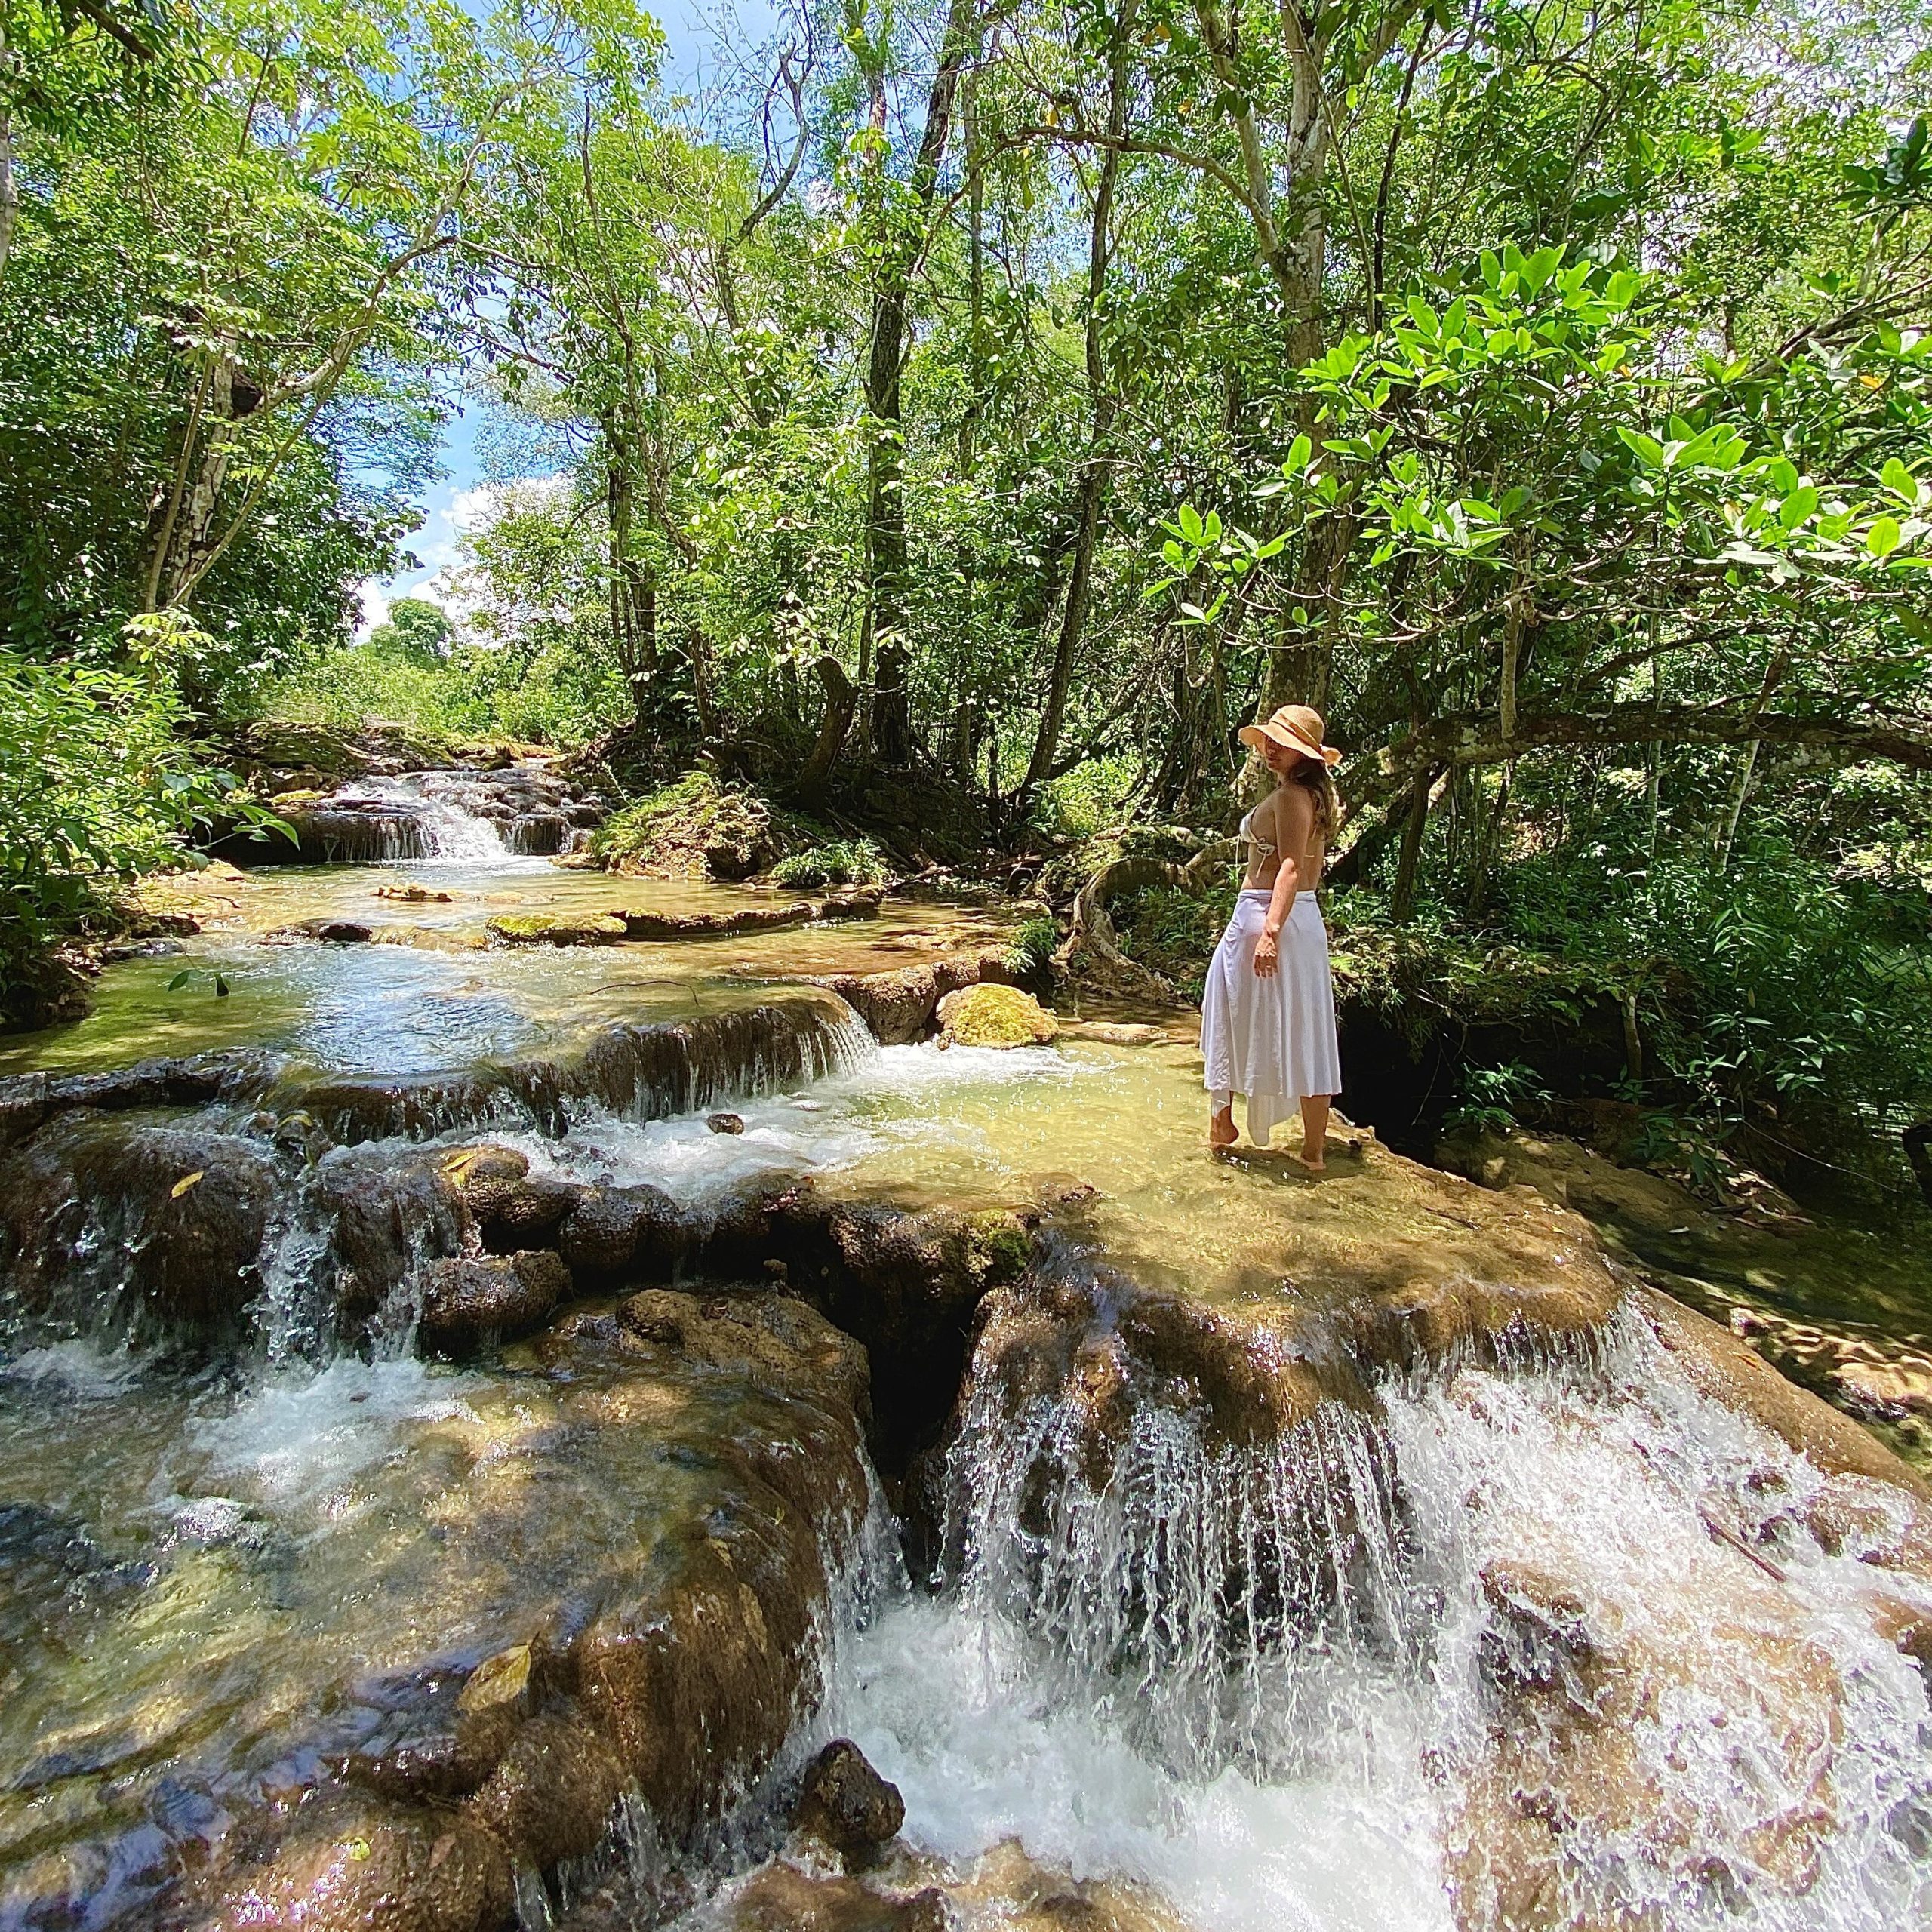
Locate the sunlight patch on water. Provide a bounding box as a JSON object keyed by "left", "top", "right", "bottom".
{"left": 183, "top": 1355, "right": 478, "bottom": 1509}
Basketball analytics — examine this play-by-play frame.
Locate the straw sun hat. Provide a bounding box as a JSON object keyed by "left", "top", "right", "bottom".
{"left": 1238, "top": 703, "right": 1343, "bottom": 767}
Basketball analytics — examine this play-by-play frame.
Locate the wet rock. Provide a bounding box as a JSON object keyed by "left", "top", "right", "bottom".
{"left": 936, "top": 983, "right": 1057, "bottom": 1049}
{"left": 708, "top": 1111, "right": 746, "bottom": 1134}
{"left": 416, "top": 1250, "right": 570, "bottom": 1356}
{"left": 558, "top": 1181, "right": 685, "bottom": 1281}
{"left": 823, "top": 965, "right": 941, "bottom": 1044}
{"left": 620, "top": 890, "right": 884, "bottom": 941}
{"left": 0, "top": 1052, "right": 270, "bottom": 1152}
{"left": 192, "top": 1798, "right": 514, "bottom": 1932}
{"left": 0, "top": 1114, "right": 278, "bottom": 1349}
{"left": 0, "top": 1503, "right": 154, "bottom": 1651}
{"left": 575, "top": 1542, "right": 804, "bottom": 1831}
{"left": 793, "top": 1739, "right": 906, "bottom": 1857}
{"left": 486, "top": 910, "right": 628, "bottom": 945}
{"left": 727, "top": 1865, "right": 946, "bottom": 1932}
{"left": 103, "top": 937, "right": 189, "bottom": 962}
{"left": 267, "top": 918, "right": 374, "bottom": 944}
{"left": 615, "top": 1289, "right": 871, "bottom": 1417}
{"left": 1639, "top": 1287, "right": 1932, "bottom": 1503}
{"left": 295, "top": 1066, "right": 510, "bottom": 1145}
{"left": 446, "top": 1146, "right": 579, "bottom": 1252}
{"left": 1449, "top": 1509, "right": 1852, "bottom": 1929}
{"left": 311, "top": 1147, "right": 472, "bottom": 1333}
{"left": 464, "top": 1714, "right": 628, "bottom": 1869}
{"left": 780, "top": 1196, "right": 1035, "bottom": 1460}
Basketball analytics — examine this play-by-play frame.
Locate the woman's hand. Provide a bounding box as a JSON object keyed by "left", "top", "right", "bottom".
{"left": 1254, "top": 930, "right": 1280, "bottom": 979}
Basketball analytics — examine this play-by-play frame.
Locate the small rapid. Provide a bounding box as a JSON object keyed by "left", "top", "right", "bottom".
{"left": 797, "top": 1313, "right": 1932, "bottom": 1932}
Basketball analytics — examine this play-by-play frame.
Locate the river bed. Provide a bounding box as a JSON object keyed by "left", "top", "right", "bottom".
{"left": 2, "top": 790, "right": 1930, "bottom": 1932}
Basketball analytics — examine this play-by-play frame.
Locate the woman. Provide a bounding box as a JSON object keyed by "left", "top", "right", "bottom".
{"left": 1201, "top": 704, "right": 1344, "bottom": 1170}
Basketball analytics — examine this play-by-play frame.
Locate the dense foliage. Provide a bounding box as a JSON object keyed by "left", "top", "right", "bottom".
{"left": 5, "top": 0, "right": 1932, "bottom": 1183}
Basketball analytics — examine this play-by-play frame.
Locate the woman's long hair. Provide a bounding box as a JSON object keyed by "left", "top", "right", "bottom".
{"left": 1284, "top": 755, "right": 1340, "bottom": 838}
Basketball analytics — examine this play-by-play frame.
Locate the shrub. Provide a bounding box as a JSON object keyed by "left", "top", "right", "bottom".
{"left": 0, "top": 647, "right": 276, "bottom": 1020}
{"left": 770, "top": 840, "right": 887, "bottom": 891}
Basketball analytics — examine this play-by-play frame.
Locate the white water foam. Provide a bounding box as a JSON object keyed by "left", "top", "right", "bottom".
{"left": 332, "top": 774, "right": 515, "bottom": 863}
{"left": 808, "top": 1327, "right": 1932, "bottom": 1932}
{"left": 180, "top": 1354, "right": 476, "bottom": 1512}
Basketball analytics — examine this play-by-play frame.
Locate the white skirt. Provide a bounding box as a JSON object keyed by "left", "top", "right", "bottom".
{"left": 1200, "top": 890, "right": 1343, "bottom": 1143}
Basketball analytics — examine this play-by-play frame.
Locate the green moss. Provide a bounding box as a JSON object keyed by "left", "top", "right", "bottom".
{"left": 964, "top": 1210, "right": 1034, "bottom": 1286}
{"left": 487, "top": 912, "right": 627, "bottom": 945}
{"left": 590, "top": 772, "right": 778, "bottom": 881}
{"left": 940, "top": 982, "right": 1058, "bottom": 1048}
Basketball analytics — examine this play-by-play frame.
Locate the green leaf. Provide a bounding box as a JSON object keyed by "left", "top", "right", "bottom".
{"left": 1616, "top": 427, "right": 1663, "bottom": 469}
{"left": 1882, "top": 457, "right": 1916, "bottom": 503}
{"left": 1869, "top": 515, "right": 1903, "bottom": 558}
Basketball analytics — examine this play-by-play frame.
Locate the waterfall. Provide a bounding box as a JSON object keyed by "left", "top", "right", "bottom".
{"left": 948, "top": 1375, "right": 1414, "bottom": 1780}
{"left": 331, "top": 775, "right": 509, "bottom": 861}
{"left": 818, "top": 1312, "right": 1932, "bottom": 1932}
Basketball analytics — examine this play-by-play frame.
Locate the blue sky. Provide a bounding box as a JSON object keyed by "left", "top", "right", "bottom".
{"left": 358, "top": 0, "right": 777, "bottom": 633}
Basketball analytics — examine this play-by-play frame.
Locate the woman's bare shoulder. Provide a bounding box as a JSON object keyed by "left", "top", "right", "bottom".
{"left": 1273, "top": 783, "right": 1317, "bottom": 832}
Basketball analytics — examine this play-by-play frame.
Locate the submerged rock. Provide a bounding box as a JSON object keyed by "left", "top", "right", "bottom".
{"left": 936, "top": 983, "right": 1057, "bottom": 1048}
{"left": 189, "top": 1798, "right": 515, "bottom": 1932}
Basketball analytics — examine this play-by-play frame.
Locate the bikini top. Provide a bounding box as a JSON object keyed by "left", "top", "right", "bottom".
{"left": 1238, "top": 807, "right": 1276, "bottom": 858}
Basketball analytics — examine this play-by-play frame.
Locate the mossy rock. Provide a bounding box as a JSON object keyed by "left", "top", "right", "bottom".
{"left": 937, "top": 983, "right": 1058, "bottom": 1049}
{"left": 487, "top": 912, "right": 628, "bottom": 946}
{"left": 591, "top": 772, "right": 779, "bottom": 881}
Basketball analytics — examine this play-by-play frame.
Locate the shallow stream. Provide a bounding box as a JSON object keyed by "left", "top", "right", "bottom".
{"left": 3, "top": 781, "right": 1930, "bottom": 1932}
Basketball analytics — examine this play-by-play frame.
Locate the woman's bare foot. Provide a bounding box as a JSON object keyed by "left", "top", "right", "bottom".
{"left": 1297, "top": 1093, "right": 1333, "bottom": 1172}
{"left": 1209, "top": 1106, "right": 1238, "bottom": 1153}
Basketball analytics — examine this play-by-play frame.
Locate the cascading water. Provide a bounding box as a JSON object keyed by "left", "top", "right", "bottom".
{"left": 798, "top": 1306, "right": 1932, "bottom": 1932}
{"left": 3, "top": 936, "right": 1929, "bottom": 1932}
{"left": 328, "top": 774, "right": 511, "bottom": 862}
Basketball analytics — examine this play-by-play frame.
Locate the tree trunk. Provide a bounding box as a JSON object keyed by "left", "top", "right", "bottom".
{"left": 860, "top": 0, "right": 981, "bottom": 765}
{"left": 958, "top": 66, "right": 985, "bottom": 478}
{"left": 1020, "top": 0, "right": 1134, "bottom": 804}
{"left": 0, "top": 100, "right": 16, "bottom": 287}
{"left": 1467, "top": 767, "right": 1511, "bottom": 915}
{"left": 798, "top": 655, "right": 857, "bottom": 802}
{"left": 1712, "top": 740, "right": 1761, "bottom": 873}
{"left": 144, "top": 353, "right": 248, "bottom": 612}
{"left": 605, "top": 424, "right": 658, "bottom": 726}
{"left": 1390, "top": 767, "right": 1438, "bottom": 923}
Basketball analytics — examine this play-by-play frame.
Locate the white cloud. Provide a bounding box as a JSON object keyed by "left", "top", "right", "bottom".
{"left": 353, "top": 474, "right": 570, "bottom": 641}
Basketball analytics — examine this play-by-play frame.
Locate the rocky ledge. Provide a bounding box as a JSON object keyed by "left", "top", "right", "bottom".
{"left": 173, "top": 1291, "right": 875, "bottom": 1932}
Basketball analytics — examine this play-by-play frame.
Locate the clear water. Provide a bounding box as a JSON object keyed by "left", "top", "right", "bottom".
{"left": 2, "top": 802, "right": 1928, "bottom": 1930}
